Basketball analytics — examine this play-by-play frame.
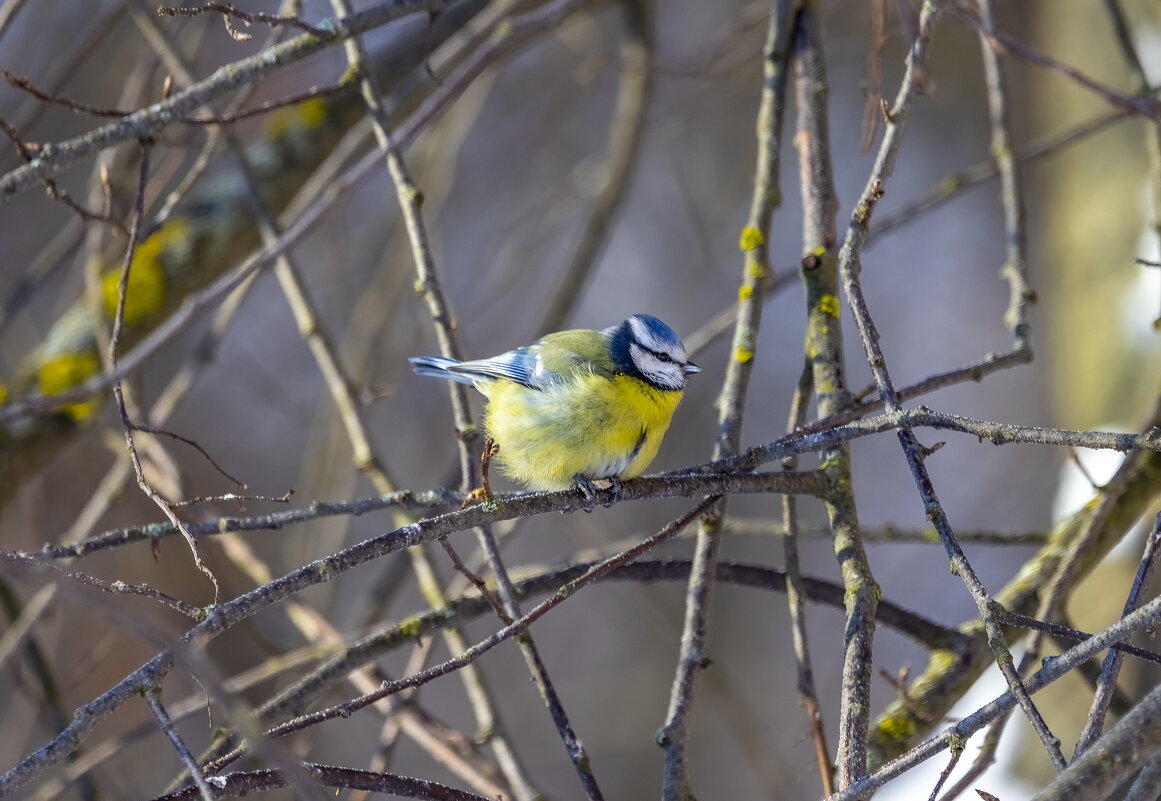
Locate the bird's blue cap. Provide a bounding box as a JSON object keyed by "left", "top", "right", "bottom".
{"left": 629, "top": 314, "right": 683, "bottom": 349}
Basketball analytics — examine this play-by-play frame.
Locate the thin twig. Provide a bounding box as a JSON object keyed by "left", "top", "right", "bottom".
{"left": 181, "top": 83, "right": 354, "bottom": 124}
{"left": 976, "top": 0, "right": 1033, "bottom": 348}
{"left": 148, "top": 763, "right": 493, "bottom": 801}
{"left": 168, "top": 491, "right": 292, "bottom": 509}
{"left": 711, "top": 405, "right": 1161, "bottom": 479}
{"left": 0, "top": 554, "right": 202, "bottom": 619}
{"left": 30, "top": 489, "right": 461, "bottom": 560}
{"left": 859, "top": 0, "right": 887, "bottom": 153}
{"left": 926, "top": 741, "right": 964, "bottom": 801}
{"left": 131, "top": 424, "right": 247, "bottom": 488}
{"left": 106, "top": 143, "right": 220, "bottom": 600}
{"left": 782, "top": 359, "right": 834, "bottom": 794}
{"left": 659, "top": 3, "right": 795, "bottom": 797}
{"left": 936, "top": 716, "right": 1011, "bottom": 801}
{"left": 157, "top": 2, "right": 332, "bottom": 40}
{"left": 3, "top": 69, "right": 139, "bottom": 117}
{"left": 1101, "top": 0, "right": 1161, "bottom": 341}
{"left": 941, "top": 0, "right": 1161, "bottom": 120}
{"left": 0, "top": 114, "right": 126, "bottom": 231}
{"left": 1073, "top": 512, "right": 1161, "bottom": 756}
{"left": 144, "top": 689, "right": 217, "bottom": 801}
{"left": 1004, "top": 611, "right": 1161, "bottom": 667}
{"left": 3, "top": 68, "right": 355, "bottom": 125}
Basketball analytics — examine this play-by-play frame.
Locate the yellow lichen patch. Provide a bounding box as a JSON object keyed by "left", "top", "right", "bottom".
{"left": 927, "top": 648, "right": 960, "bottom": 674}
{"left": 734, "top": 347, "right": 754, "bottom": 364}
{"left": 297, "top": 96, "right": 328, "bottom": 129}
{"left": 937, "top": 175, "right": 964, "bottom": 195}
{"left": 139, "top": 217, "right": 190, "bottom": 260}
{"left": 38, "top": 350, "right": 101, "bottom": 419}
{"left": 266, "top": 96, "right": 329, "bottom": 139}
{"left": 818, "top": 455, "right": 838, "bottom": 472}
{"left": 946, "top": 732, "right": 968, "bottom": 754}
{"left": 738, "top": 225, "right": 764, "bottom": 251}
{"left": 100, "top": 221, "right": 188, "bottom": 323}
{"left": 746, "top": 257, "right": 768, "bottom": 279}
{"left": 396, "top": 615, "right": 424, "bottom": 639}
{"left": 810, "top": 245, "right": 827, "bottom": 258}
{"left": 874, "top": 712, "right": 917, "bottom": 741}
{"left": 102, "top": 258, "right": 166, "bottom": 325}
{"left": 738, "top": 284, "right": 753, "bottom": 301}
{"left": 818, "top": 293, "right": 841, "bottom": 318}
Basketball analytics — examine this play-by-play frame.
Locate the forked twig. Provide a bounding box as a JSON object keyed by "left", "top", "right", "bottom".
{"left": 106, "top": 143, "right": 220, "bottom": 600}
{"left": 157, "top": 2, "right": 333, "bottom": 40}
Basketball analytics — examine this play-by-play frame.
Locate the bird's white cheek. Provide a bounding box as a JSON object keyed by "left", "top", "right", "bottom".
{"left": 647, "top": 367, "right": 685, "bottom": 390}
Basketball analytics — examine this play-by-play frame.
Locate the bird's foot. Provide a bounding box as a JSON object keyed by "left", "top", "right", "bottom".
{"left": 460, "top": 487, "right": 490, "bottom": 508}
{"left": 572, "top": 475, "right": 621, "bottom": 511}
{"left": 604, "top": 476, "right": 622, "bottom": 507}
{"left": 573, "top": 474, "right": 600, "bottom": 513}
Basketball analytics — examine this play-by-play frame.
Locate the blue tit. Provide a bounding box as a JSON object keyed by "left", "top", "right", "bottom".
{"left": 410, "top": 314, "right": 700, "bottom": 493}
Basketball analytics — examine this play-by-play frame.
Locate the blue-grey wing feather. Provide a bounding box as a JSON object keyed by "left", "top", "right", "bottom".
{"left": 449, "top": 347, "right": 550, "bottom": 389}
{"left": 410, "top": 347, "right": 555, "bottom": 390}
{"left": 409, "top": 356, "right": 477, "bottom": 385}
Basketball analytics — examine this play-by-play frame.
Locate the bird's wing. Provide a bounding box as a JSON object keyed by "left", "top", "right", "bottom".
{"left": 446, "top": 346, "right": 546, "bottom": 389}
{"left": 447, "top": 330, "right": 612, "bottom": 390}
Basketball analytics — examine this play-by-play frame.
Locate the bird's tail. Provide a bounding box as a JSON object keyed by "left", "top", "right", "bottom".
{"left": 409, "top": 356, "right": 477, "bottom": 385}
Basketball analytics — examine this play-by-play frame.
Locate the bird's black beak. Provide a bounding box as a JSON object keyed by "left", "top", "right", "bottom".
{"left": 683, "top": 361, "right": 701, "bottom": 375}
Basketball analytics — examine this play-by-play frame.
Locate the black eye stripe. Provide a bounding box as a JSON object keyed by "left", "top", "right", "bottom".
{"left": 632, "top": 342, "right": 680, "bottom": 366}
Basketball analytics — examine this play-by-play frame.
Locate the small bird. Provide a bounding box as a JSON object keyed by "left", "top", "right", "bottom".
{"left": 410, "top": 314, "right": 700, "bottom": 500}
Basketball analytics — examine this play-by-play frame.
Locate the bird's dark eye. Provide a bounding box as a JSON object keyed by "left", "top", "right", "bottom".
{"left": 654, "top": 351, "right": 671, "bottom": 363}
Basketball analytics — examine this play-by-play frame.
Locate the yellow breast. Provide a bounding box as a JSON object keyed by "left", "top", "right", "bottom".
{"left": 479, "top": 373, "right": 684, "bottom": 490}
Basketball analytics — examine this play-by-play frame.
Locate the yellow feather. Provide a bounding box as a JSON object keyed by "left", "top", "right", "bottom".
{"left": 479, "top": 373, "right": 684, "bottom": 490}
